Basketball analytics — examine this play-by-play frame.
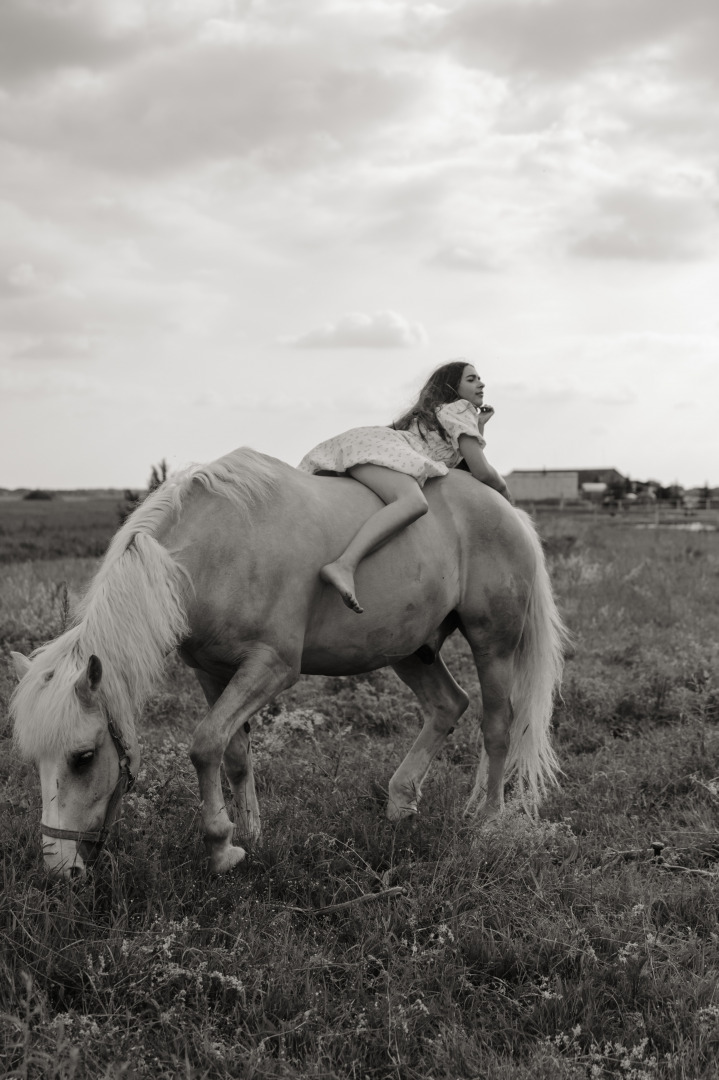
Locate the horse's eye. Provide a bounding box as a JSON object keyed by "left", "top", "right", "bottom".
{"left": 71, "top": 750, "right": 95, "bottom": 770}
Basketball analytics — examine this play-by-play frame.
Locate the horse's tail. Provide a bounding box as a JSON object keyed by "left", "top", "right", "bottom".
{"left": 467, "top": 509, "right": 569, "bottom": 812}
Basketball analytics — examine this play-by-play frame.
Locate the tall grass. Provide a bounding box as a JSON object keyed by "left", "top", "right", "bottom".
{"left": 1, "top": 513, "right": 719, "bottom": 1078}
{"left": 0, "top": 498, "right": 119, "bottom": 564}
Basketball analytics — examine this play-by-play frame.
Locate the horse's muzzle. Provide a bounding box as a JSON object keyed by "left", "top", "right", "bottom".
{"left": 42, "top": 836, "right": 88, "bottom": 880}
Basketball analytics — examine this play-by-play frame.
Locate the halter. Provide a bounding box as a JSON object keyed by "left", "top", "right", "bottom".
{"left": 41, "top": 714, "right": 136, "bottom": 862}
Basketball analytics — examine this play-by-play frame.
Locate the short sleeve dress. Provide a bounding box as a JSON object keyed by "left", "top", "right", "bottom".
{"left": 297, "top": 399, "right": 486, "bottom": 487}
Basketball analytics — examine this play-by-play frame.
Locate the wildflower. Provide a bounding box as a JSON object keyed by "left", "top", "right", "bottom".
{"left": 537, "top": 975, "right": 562, "bottom": 1000}
{"left": 617, "top": 942, "right": 640, "bottom": 965}
{"left": 697, "top": 1005, "right": 719, "bottom": 1032}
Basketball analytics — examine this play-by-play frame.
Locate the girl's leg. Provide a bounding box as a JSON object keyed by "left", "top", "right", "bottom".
{"left": 321, "top": 465, "right": 428, "bottom": 613}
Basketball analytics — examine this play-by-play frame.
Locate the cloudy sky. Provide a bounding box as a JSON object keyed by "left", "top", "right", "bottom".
{"left": 1, "top": 0, "right": 717, "bottom": 490}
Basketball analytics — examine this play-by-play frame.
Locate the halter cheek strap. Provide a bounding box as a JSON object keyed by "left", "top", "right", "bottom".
{"left": 40, "top": 716, "right": 136, "bottom": 857}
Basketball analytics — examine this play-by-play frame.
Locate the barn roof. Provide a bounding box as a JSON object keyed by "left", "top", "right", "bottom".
{"left": 505, "top": 467, "right": 622, "bottom": 475}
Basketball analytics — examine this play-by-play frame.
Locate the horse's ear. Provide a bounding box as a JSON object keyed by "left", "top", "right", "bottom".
{"left": 75, "top": 654, "right": 103, "bottom": 704}
{"left": 10, "top": 652, "right": 32, "bottom": 681}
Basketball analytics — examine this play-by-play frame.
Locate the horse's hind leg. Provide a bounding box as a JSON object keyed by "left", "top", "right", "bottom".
{"left": 467, "top": 649, "right": 516, "bottom": 821}
{"left": 387, "top": 654, "right": 469, "bottom": 821}
{"left": 195, "top": 671, "right": 261, "bottom": 845}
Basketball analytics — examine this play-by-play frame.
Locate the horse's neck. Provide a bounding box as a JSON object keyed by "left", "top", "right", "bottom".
{"left": 74, "top": 532, "right": 189, "bottom": 727}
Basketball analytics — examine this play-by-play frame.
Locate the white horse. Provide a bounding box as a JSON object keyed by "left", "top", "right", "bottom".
{"left": 10, "top": 447, "right": 567, "bottom": 879}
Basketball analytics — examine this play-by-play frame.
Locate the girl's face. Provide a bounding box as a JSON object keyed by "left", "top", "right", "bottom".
{"left": 456, "top": 365, "right": 485, "bottom": 407}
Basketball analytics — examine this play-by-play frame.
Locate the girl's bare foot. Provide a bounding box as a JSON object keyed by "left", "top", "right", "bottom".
{"left": 320, "top": 562, "right": 363, "bottom": 613}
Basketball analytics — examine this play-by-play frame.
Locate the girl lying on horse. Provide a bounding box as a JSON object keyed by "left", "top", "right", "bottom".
{"left": 298, "top": 360, "right": 512, "bottom": 613}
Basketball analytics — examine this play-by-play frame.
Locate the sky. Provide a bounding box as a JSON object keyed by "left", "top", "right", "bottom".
{"left": 1, "top": 0, "right": 717, "bottom": 490}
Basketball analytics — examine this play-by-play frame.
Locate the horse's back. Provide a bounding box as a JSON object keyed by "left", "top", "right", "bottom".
{"left": 164, "top": 455, "right": 536, "bottom": 677}
{"left": 294, "top": 467, "right": 537, "bottom": 673}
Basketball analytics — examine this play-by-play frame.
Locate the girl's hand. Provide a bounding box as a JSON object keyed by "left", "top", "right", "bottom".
{"left": 477, "top": 404, "right": 494, "bottom": 432}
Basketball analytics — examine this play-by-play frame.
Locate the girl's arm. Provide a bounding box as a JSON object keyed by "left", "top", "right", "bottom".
{"left": 457, "top": 434, "right": 512, "bottom": 503}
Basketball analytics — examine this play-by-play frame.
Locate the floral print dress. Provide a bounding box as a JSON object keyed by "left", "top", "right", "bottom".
{"left": 297, "top": 399, "right": 485, "bottom": 487}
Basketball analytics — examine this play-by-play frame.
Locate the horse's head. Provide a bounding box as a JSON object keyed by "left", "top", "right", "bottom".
{"left": 11, "top": 651, "right": 139, "bottom": 880}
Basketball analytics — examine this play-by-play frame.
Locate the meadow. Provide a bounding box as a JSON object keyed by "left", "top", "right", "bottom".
{"left": 0, "top": 497, "right": 123, "bottom": 565}
{"left": 1, "top": 498, "right": 719, "bottom": 1079}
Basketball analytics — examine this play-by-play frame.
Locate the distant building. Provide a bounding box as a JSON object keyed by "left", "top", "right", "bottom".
{"left": 504, "top": 470, "right": 579, "bottom": 503}
{"left": 575, "top": 468, "right": 625, "bottom": 487}
{"left": 505, "top": 468, "right": 626, "bottom": 504}
{"left": 580, "top": 482, "right": 607, "bottom": 502}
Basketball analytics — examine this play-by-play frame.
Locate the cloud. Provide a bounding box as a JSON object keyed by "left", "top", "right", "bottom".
{"left": 430, "top": 243, "right": 500, "bottom": 272}
{"left": 0, "top": 1, "right": 266, "bottom": 89}
{"left": 0, "top": 261, "right": 44, "bottom": 297}
{"left": 284, "top": 310, "right": 429, "bottom": 349}
{"left": 430, "top": 0, "right": 719, "bottom": 173}
{"left": 12, "top": 333, "right": 93, "bottom": 364}
{"left": 0, "top": 0, "right": 142, "bottom": 86}
{"left": 0, "top": 363, "right": 97, "bottom": 400}
{"left": 437, "top": 0, "right": 718, "bottom": 83}
{"left": 0, "top": 4, "right": 425, "bottom": 176}
{"left": 571, "top": 185, "right": 718, "bottom": 261}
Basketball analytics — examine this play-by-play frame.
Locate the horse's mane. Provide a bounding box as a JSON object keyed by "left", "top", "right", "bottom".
{"left": 11, "top": 447, "right": 280, "bottom": 760}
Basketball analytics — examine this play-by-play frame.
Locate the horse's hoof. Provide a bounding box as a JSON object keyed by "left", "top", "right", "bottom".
{"left": 210, "top": 844, "right": 247, "bottom": 874}
{"left": 474, "top": 804, "right": 501, "bottom": 826}
{"left": 386, "top": 799, "right": 418, "bottom": 823}
{"left": 236, "top": 815, "right": 261, "bottom": 844}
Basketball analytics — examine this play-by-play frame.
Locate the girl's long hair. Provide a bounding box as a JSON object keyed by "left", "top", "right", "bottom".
{"left": 392, "top": 360, "right": 470, "bottom": 442}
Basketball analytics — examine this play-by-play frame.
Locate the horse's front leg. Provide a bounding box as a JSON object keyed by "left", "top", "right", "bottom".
{"left": 194, "top": 672, "right": 261, "bottom": 845}
{"left": 190, "top": 643, "right": 298, "bottom": 873}
{"left": 223, "top": 722, "right": 260, "bottom": 843}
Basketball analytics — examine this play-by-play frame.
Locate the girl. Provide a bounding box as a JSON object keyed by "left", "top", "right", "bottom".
{"left": 298, "top": 360, "right": 512, "bottom": 613}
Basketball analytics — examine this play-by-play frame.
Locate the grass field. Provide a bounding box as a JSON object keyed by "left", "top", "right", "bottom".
{"left": 0, "top": 497, "right": 121, "bottom": 564}
{"left": 1, "top": 501, "right": 719, "bottom": 1078}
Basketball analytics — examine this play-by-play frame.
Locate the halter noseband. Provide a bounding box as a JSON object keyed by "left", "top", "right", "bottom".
{"left": 41, "top": 715, "right": 136, "bottom": 860}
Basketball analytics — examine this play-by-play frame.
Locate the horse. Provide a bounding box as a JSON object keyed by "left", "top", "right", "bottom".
{"left": 10, "top": 447, "right": 567, "bottom": 880}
